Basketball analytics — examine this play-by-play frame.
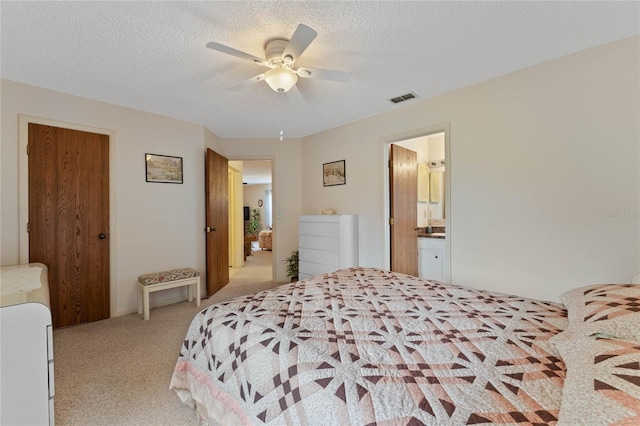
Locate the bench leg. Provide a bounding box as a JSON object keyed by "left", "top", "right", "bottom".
{"left": 195, "top": 277, "right": 201, "bottom": 307}
{"left": 143, "top": 287, "right": 150, "bottom": 320}
{"left": 138, "top": 284, "right": 143, "bottom": 315}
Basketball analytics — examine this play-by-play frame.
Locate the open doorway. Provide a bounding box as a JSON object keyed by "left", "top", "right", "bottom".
{"left": 228, "top": 160, "right": 273, "bottom": 283}
{"left": 382, "top": 125, "right": 451, "bottom": 283}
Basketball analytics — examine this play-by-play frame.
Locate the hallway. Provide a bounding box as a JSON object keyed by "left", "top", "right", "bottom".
{"left": 224, "top": 245, "right": 277, "bottom": 299}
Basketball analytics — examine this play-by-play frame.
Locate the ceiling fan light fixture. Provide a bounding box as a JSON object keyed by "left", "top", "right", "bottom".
{"left": 264, "top": 67, "right": 298, "bottom": 93}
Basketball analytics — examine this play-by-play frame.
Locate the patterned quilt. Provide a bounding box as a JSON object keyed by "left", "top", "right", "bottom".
{"left": 170, "top": 268, "right": 569, "bottom": 425}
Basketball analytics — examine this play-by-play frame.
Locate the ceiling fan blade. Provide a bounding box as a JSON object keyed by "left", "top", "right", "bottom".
{"left": 206, "top": 42, "right": 269, "bottom": 67}
{"left": 282, "top": 24, "right": 317, "bottom": 61}
{"left": 297, "top": 67, "right": 352, "bottom": 83}
{"left": 226, "top": 74, "right": 265, "bottom": 92}
{"left": 286, "top": 85, "right": 305, "bottom": 106}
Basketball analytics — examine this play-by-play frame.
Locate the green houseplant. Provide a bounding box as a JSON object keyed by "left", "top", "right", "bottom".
{"left": 246, "top": 208, "right": 261, "bottom": 237}
{"left": 283, "top": 250, "right": 299, "bottom": 281}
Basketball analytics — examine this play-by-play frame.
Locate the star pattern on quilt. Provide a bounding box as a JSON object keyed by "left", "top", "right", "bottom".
{"left": 176, "top": 268, "right": 569, "bottom": 425}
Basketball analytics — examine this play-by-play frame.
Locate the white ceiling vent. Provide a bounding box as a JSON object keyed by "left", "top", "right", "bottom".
{"left": 388, "top": 92, "right": 419, "bottom": 104}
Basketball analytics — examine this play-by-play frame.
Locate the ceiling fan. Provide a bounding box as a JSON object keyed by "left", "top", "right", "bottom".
{"left": 206, "top": 24, "right": 352, "bottom": 100}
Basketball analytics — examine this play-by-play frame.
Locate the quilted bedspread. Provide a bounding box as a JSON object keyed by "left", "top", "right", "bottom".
{"left": 171, "top": 268, "right": 569, "bottom": 425}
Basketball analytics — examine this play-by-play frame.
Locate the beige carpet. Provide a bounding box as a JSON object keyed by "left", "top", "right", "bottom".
{"left": 53, "top": 249, "right": 279, "bottom": 425}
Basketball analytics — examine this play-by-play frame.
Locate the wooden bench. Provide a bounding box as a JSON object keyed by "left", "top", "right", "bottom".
{"left": 137, "top": 268, "right": 200, "bottom": 320}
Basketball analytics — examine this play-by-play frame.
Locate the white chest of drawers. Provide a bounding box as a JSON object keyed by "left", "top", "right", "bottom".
{"left": 298, "top": 214, "right": 358, "bottom": 279}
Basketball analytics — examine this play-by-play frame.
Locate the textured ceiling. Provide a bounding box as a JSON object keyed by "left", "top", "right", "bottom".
{"left": 1, "top": 1, "right": 638, "bottom": 139}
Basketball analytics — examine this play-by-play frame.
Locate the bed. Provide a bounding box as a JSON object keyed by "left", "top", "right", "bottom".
{"left": 259, "top": 230, "right": 272, "bottom": 250}
{"left": 170, "top": 268, "right": 640, "bottom": 425}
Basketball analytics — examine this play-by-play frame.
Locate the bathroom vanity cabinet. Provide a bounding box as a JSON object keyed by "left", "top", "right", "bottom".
{"left": 418, "top": 237, "right": 445, "bottom": 282}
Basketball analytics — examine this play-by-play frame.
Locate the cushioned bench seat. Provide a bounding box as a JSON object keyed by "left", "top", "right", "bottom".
{"left": 137, "top": 268, "right": 200, "bottom": 320}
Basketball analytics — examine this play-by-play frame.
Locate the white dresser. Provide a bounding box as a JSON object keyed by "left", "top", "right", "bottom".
{"left": 298, "top": 214, "right": 358, "bottom": 279}
{"left": 0, "top": 263, "right": 55, "bottom": 426}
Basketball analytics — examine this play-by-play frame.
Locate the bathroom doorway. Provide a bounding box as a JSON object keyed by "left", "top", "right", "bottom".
{"left": 383, "top": 125, "right": 451, "bottom": 282}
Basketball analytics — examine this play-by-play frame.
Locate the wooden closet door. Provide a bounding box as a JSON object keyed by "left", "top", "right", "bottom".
{"left": 29, "top": 123, "right": 110, "bottom": 328}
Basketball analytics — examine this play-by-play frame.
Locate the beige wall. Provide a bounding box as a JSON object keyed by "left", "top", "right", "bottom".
{"left": 243, "top": 183, "right": 271, "bottom": 231}
{"left": 0, "top": 80, "right": 208, "bottom": 315}
{"left": 302, "top": 36, "right": 640, "bottom": 302}
{"left": 1, "top": 80, "right": 208, "bottom": 315}
{"left": 2, "top": 36, "right": 637, "bottom": 314}
{"left": 0, "top": 81, "right": 302, "bottom": 316}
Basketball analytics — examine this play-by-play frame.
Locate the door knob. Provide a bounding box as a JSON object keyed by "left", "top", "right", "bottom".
{"left": 99, "top": 233, "right": 107, "bottom": 239}
{"left": 204, "top": 227, "right": 217, "bottom": 232}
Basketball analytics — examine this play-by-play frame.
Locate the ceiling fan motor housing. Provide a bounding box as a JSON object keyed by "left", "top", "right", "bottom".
{"left": 265, "top": 39, "right": 290, "bottom": 66}
{"left": 263, "top": 39, "right": 298, "bottom": 92}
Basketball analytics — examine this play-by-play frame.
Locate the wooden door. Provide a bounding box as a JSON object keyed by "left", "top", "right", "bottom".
{"left": 390, "top": 144, "right": 418, "bottom": 276}
{"left": 28, "top": 123, "right": 110, "bottom": 328}
{"left": 205, "top": 148, "right": 229, "bottom": 297}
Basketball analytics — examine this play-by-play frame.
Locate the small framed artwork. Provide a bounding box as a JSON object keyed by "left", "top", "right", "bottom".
{"left": 145, "top": 153, "right": 183, "bottom": 184}
{"left": 323, "top": 160, "right": 346, "bottom": 187}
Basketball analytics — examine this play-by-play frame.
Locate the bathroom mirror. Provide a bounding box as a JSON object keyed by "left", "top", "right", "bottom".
{"left": 429, "top": 171, "right": 445, "bottom": 220}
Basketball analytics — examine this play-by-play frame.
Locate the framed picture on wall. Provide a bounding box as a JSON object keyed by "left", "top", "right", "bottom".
{"left": 323, "top": 160, "right": 346, "bottom": 187}
{"left": 145, "top": 153, "right": 183, "bottom": 184}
